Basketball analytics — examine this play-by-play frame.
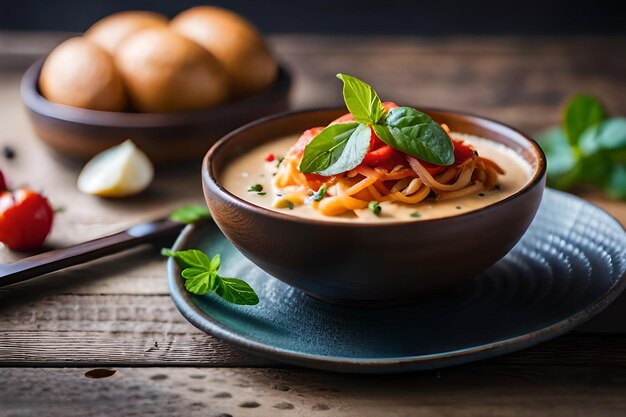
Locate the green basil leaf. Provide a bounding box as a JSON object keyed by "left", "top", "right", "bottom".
{"left": 216, "top": 277, "right": 260, "bottom": 305}
{"left": 604, "top": 163, "right": 626, "bottom": 200}
{"left": 209, "top": 253, "right": 220, "bottom": 272}
{"left": 537, "top": 127, "right": 577, "bottom": 178}
{"left": 547, "top": 152, "right": 612, "bottom": 191}
{"left": 170, "top": 204, "right": 211, "bottom": 224}
{"left": 336, "top": 74, "right": 385, "bottom": 124}
{"left": 579, "top": 118, "right": 626, "bottom": 155}
{"left": 184, "top": 271, "right": 214, "bottom": 295}
{"left": 378, "top": 107, "right": 454, "bottom": 165}
{"left": 181, "top": 268, "right": 218, "bottom": 294}
{"left": 163, "top": 248, "right": 259, "bottom": 303}
{"left": 300, "top": 122, "right": 371, "bottom": 176}
{"left": 562, "top": 94, "right": 608, "bottom": 146}
{"left": 318, "top": 123, "right": 371, "bottom": 176}
{"left": 299, "top": 122, "right": 358, "bottom": 173}
{"left": 161, "top": 248, "right": 212, "bottom": 269}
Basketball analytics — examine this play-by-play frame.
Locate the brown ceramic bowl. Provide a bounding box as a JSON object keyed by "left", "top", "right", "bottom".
{"left": 202, "top": 108, "right": 546, "bottom": 306}
{"left": 20, "top": 58, "right": 291, "bottom": 163}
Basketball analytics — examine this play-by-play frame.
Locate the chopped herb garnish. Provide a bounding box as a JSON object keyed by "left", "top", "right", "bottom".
{"left": 276, "top": 156, "right": 285, "bottom": 167}
{"left": 171, "top": 204, "right": 211, "bottom": 224}
{"left": 286, "top": 201, "right": 295, "bottom": 210}
{"left": 478, "top": 192, "right": 485, "bottom": 197}
{"left": 162, "top": 248, "right": 259, "bottom": 305}
{"left": 313, "top": 184, "right": 328, "bottom": 202}
{"left": 456, "top": 206, "right": 463, "bottom": 210}
{"left": 368, "top": 201, "right": 381, "bottom": 215}
{"left": 247, "top": 184, "right": 263, "bottom": 193}
{"left": 410, "top": 212, "right": 421, "bottom": 218}
{"left": 258, "top": 192, "right": 267, "bottom": 196}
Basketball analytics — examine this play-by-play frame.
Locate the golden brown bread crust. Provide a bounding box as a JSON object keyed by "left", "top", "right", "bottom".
{"left": 39, "top": 37, "right": 127, "bottom": 111}
{"left": 171, "top": 6, "right": 277, "bottom": 97}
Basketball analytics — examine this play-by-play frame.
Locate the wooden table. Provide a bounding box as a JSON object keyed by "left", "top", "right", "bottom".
{"left": 1, "top": 33, "right": 625, "bottom": 416}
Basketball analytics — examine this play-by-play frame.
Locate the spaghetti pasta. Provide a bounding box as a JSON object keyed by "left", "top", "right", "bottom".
{"left": 271, "top": 122, "right": 504, "bottom": 217}
{"left": 266, "top": 93, "right": 506, "bottom": 217}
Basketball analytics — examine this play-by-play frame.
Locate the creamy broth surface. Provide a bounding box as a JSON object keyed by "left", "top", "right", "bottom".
{"left": 221, "top": 132, "right": 532, "bottom": 223}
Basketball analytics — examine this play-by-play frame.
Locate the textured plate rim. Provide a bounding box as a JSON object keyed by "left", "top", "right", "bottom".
{"left": 167, "top": 189, "right": 626, "bottom": 373}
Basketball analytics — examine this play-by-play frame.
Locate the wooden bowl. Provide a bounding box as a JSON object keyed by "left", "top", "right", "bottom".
{"left": 20, "top": 58, "right": 291, "bottom": 163}
{"left": 202, "top": 108, "right": 547, "bottom": 306}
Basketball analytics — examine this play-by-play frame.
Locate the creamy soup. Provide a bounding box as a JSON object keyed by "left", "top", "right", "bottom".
{"left": 221, "top": 133, "right": 532, "bottom": 223}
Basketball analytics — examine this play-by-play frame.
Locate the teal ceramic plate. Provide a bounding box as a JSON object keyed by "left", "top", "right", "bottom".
{"left": 167, "top": 189, "right": 626, "bottom": 373}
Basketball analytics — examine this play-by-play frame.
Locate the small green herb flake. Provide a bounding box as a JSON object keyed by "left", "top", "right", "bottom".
{"left": 456, "top": 206, "right": 463, "bottom": 210}
{"left": 276, "top": 156, "right": 285, "bottom": 168}
{"left": 257, "top": 192, "right": 267, "bottom": 196}
{"left": 170, "top": 204, "right": 211, "bottom": 224}
{"left": 162, "top": 248, "right": 259, "bottom": 305}
{"left": 368, "top": 201, "right": 381, "bottom": 215}
{"left": 286, "top": 201, "right": 295, "bottom": 210}
{"left": 313, "top": 184, "right": 328, "bottom": 202}
{"left": 478, "top": 192, "right": 485, "bottom": 197}
{"left": 248, "top": 184, "right": 263, "bottom": 193}
{"left": 410, "top": 212, "right": 421, "bottom": 218}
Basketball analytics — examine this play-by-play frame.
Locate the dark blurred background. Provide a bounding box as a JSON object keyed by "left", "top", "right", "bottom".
{"left": 1, "top": 0, "right": 624, "bottom": 35}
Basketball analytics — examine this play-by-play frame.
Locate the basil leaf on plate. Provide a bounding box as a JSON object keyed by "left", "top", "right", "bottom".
{"left": 377, "top": 107, "right": 454, "bottom": 165}
{"left": 216, "top": 277, "right": 260, "bottom": 305}
{"left": 336, "top": 73, "right": 385, "bottom": 124}
{"left": 161, "top": 248, "right": 212, "bottom": 269}
{"left": 579, "top": 118, "right": 626, "bottom": 155}
{"left": 182, "top": 268, "right": 217, "bottom": 294}
{"left": 562, "top": 94, "right": 608, "bottom": 146}
{"left": 299, "top": 122, "right": 371, "bottom": 176}
{"left": 162, "top": 248, "right": 259, "bottom": 305}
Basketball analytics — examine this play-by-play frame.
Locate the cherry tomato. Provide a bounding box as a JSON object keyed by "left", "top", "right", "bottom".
{"left": 0, "top": 188, "right": 54, "bottom": 251}
{"left": 452, "top": 139, "right": 475, "bottom": 165}
{"left": 289, "top": 127, "right": 325, "bottom": 158}
{"left": 0, "top": 171, "right": 6, "bottom": 192}
{"left": 360, "top": 145, "right": 405, "bottom": 170}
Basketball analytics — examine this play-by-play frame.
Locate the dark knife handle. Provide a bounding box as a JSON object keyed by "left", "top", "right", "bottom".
{"left": 0, "top": 218, "right": 184, "bottom": 288}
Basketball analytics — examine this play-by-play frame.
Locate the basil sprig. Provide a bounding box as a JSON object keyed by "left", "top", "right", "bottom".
{"left": 537, "top": 94, "right": 626, "bottom": 199}
{"left": 299, "top": 74, "right": 454, "bottom": 175}
{"left": 162, "top": 248, "right": 259, "bottom": 305}
{"left": 337, "top": 73, "right": 386, "bottom": 124}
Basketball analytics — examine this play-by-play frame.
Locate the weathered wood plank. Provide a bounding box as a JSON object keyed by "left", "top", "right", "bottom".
{"left": 1, "top": 366, "right": 626, "bottom": 417}
{"left": 0, "top": 293, "right": 625, "bottom": 366}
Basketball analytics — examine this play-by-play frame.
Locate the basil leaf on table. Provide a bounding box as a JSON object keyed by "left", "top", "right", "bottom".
{"left": 562, "top": 94, "right": 608, "bottom": 146}
{"left": 336, "top": 73, "right": 385, "bottom": 124}
{"left": 537, "top": 127, "right": 577, "bottom": 179}
{"left": 579, "top": 118, "right": 626, "bottom": 155}
{"left": 299, "top": 122, "right": 371, "bottom": 176}
{"left": 604, "top": 163, "right": 626, "bottom": 199}
{"left": 170, "top": 204, "right": 211, "bottom": 224}
{"left": 375, "top": 107, "right": 454, "bottom": 166}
